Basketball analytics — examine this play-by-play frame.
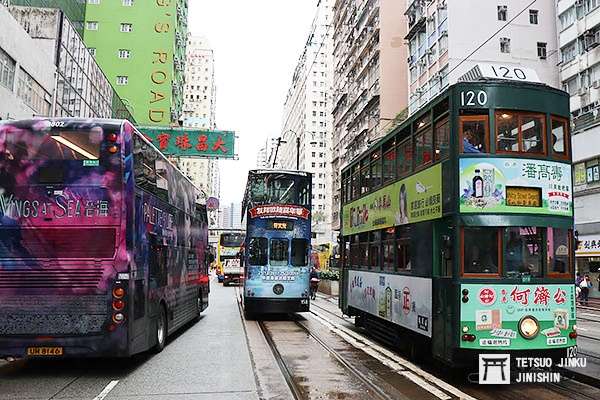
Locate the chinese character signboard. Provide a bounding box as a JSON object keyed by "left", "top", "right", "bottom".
{"left": 342, "top": 163, "right": 442, "bottom": 236}
{"left": 459, "top": 158, "right": 572, "bottom": 216}
{"left": 139, "top": 128, "right": 235, "bottom": 158}
{"left": 576, "top": 234, "right": 600, "bottom": 257}
{"left": 460, "top": 284, "right": 576, "bottom": 350}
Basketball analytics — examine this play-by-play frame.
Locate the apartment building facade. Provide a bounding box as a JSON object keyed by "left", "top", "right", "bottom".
{"left": 280, "top": 0, "right": 334, "bottom": 244}
{"left": 557, "top": 0, "right": 600, "bottom": 296}
{"left": 83, "top": 0, "right": 188, "bottom": 126}
{"left": 178, "top": 35, "right": 220, "bottom": 201}
{"left": 406, "top": 0, "right": 559, "bottom": 114}
{"left": 331, "top": 0, "right": 408, "bottom": 231}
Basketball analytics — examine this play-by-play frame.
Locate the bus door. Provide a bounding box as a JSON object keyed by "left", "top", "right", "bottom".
{"left": 432, "top": 219, "right": 455, "bottom": 362}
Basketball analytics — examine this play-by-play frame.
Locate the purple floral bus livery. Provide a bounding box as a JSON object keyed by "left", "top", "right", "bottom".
{"left": 0, "top": 118, "right": 209, "bottom": 358}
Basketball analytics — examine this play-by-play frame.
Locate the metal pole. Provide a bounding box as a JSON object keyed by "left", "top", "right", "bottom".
{"left": 296, "top": 136, "right": 300, "bottom": 170}
{"left": 272, "top": 137, "right": 281, "bottom": 168}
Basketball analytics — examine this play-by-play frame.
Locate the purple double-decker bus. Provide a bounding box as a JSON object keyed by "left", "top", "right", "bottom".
{"left": 0, "top": 118, "right": 210, "bottom": 358}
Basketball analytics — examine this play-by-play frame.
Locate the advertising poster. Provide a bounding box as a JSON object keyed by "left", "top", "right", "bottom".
{"left": 459, "top": 158, "right": 572, "bottom": 216}
{"left": 347, "top": 271, "right": 432, "bottom": 337}
{"left": 244, "top": 205, "right": 311, "bottom": 299}
{"left": 460, "top": 284, "right": 576, "bottom": 350}
{"left": 342, "top": 164, "right": 442, "bottom": 236}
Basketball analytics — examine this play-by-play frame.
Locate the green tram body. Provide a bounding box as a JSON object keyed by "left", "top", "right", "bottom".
{"left": 338, "top": 80, "right": 577, "bottom": 366}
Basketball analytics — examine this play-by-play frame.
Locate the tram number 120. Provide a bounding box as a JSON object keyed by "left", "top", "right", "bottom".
{"left": 460, "top": 90, "right": 488, "bottom": 107}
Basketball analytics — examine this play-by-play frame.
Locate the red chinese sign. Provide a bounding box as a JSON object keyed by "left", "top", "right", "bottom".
{"left": 249, "top": 205, "right": 310, "bottom": 220}
{"left": 139, "top": 128, "right": 235, "bottom": 158}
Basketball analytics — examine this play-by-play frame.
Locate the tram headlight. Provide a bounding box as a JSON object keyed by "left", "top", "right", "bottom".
{"left": 518, "top": 315, "right": 540, "bottom": 339}
{"left": 462, "top": 326, "right": 469, "bottom": 333}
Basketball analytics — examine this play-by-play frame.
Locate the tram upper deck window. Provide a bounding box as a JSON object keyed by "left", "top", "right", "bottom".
{"left": 503, "top": 227, "right": 543, "bottom": 277}
{"left": 434, "top": 117, "right": 450, "bottom": 161}
{"left": 460, "top": 115, "right": 489, "bottom": 153}
{"left": 396, "top": 138, "right": 413, "bottom": 177}
{"left": 496, "top": 112, "right": 546, "bottom": 155}
{"left": 547, "top": 228, "right": 571, "bottom": 276}
{"left": 551, "top": 117, "right": 569, "bottom": 158}
{"left": 248, "top": 237, "right": 268, "bottom": 266}
{"left": 463, "top": 227, "right": 499, "bottom": 275}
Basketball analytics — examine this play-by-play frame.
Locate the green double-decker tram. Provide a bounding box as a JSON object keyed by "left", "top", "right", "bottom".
{"left": 338, "top": 78, "right": 576, "bottom": 366}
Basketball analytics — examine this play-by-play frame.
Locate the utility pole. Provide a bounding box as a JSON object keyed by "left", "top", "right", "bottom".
{"left": 272, "top": 137, "right": 284, "bottom": 168}
{"left": 296, "top": 136, "right": 300, "bottom": 170}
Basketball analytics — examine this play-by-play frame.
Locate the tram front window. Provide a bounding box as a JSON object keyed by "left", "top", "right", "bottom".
{"left": 463, "top": 228, "right": 499, "bottom": 274}
{"left": 270, "top": 239, "right": 288, "bottom": 266}
{"left": 504, "top": 227, "right": 543, "bottom": 277}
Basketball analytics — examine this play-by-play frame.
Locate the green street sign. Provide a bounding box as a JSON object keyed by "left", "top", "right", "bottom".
{"left": 139, "top": 128, "right": 235, "bottom": 159}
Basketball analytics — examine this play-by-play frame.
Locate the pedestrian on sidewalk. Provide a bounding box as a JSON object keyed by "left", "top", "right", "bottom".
{"left": 580, "top": 274, "right": 593, "bottom": 306}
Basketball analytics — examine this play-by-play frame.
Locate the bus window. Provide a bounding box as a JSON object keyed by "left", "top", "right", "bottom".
{"left": 460, "top": 115, "right": 488, "bottom": 153}
{"left": 504, "top": 227, "right": 543, "bottom": 277}
{"left": 248, "top": 237, "right": 268, "bottom": 265}
{"left": 291, "top": 238, "right": 308, "bottom": 266}
{"left": 463, "top": 228, "right": 499, "bottom": 275}
{"left": 270, "top": 238, "right": 288, "bottom": 266}
{"left": 547, "top": 228, "right": 571, "bottom": 275}
{"left": 551, "top": 117, "right": 569, "bottom": 158}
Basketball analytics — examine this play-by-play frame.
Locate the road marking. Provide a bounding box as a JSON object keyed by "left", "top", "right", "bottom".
{"left": 93, "top": 380, "right": 119, "bottom": 400}
{"left": 310, "top": 310, "right": 477, "bottom": 400}
{"left": 577, "top": 327, "right": 588, "bottom": 331}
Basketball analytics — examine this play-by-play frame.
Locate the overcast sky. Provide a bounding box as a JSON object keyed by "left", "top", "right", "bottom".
{"left": 189, "top": 1, "right": 318, "bottom": 205}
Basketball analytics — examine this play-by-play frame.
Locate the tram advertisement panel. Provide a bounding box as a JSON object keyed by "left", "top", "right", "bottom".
{"left": 342, "top": 164, "right": 442, "bottom": 236}
{"left": 459, "top": 158, "right": 572, "bottom": 216}
{"left": 460, "top": 283, "right": 577, "bottom": 350}
{"left": 347, "top": 271, "right": 432, "bottom": 337}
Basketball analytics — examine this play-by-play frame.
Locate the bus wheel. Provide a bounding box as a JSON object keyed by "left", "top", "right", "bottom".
{"left": 154, "top": 307, "right": 167, "bottom": 353}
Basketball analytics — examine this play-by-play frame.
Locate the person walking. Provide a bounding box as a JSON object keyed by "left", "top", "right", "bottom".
{"left": 580, "top": 274, "right": 593, "bottom": 306}
{"left": 310, "top": 267, "right": 320, "bottom": 300}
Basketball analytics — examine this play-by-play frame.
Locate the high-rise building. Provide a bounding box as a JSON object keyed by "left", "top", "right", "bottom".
{"left": 219, "top": 202, "right": 243, "bottom": 230}
{"left": 178, "top": 35, "right": 220, "bottom": 200}
{"left": 10, "top": 0, "right": 86, "bottom": 34}
{"left": 280, "top": 0, "right": 333, "bottom": 244}
{"left": 556, "top": 0, "right": 600, "bottom": 288}
{"left": 406, "top": 0, "right": 559, "bottom": 115}
{"left": 83, "top": 0, "right": 188, "bottom": 126}
{"left": 331, "top": 0, "right": 409, "bottom": 231}
{"left": 4, "top": 5, "right": 134, "bottom": 122}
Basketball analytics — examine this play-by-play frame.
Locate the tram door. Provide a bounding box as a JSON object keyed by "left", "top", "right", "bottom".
{"left": 432, "top": 220, "right": 454, "bottom": 362}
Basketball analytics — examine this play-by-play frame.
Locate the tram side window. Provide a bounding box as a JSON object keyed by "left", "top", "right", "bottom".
{"left": 383, "top": 141, "right": 396, "bottom": 183}
{"left": 270, "top": 239, "right": 289, "bottom": 266}
{"left": 504, "top": 227, "right": 543, "bottom": 277}
{"left": 291, "top": 239, "right": 308, "bottom": 266}
{"left": 415, "top": 127, "right": 433, "bottom": 167}
{"left": 369, "top": 231, "right": 381, "bottom": 269}
{"left": 460, "top": 116, "right": 488, "bottom": 153}
{"left": 434, "top": 117, "right": 449, "bottom": 161}
{"left": 248, "top": 237, "right": 268, "bottom": 266}
{"left": 359, "top": 232, "right": 369, "bottom": 269}
{"left": 548, "top": 228, "right": 571, "bottom": 275}
{"left": 360, "top": 159, "right": 369, "bottom": 195}
{"left": 349, "top": 235, "right": 360, "bottom": 267}
{"left": 551, "top": 117, "right": 569, "bottom": 158}
{"left": 383, "top": 229, "right": 395, "bottom": 272}
{"left": 396, "top": 226, "right": 411, "bottom": 272}
{"left": 396, "top": 138, "right": 413, "bottom": 177}
{"left": 352, "top": 165, "right": 360, "bottom": 199}
{"left": 463, "top": 228, "right": 499, "bottom": 275}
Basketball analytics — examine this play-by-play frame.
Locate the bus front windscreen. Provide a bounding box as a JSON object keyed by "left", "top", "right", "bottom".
{"left": 220, "top": 233, "right": 245, "bottom": 247}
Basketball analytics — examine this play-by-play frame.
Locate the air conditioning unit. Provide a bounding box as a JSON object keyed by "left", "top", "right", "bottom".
{"left": 426, "top": 15, "right": 435, "bottom": 22}
{"left": 407, "top": 55, "right": 415, "bottom": 64}
{"left": 593, "top": 80, "right": 600, "bottom": 89}
{"left": 437, "top": 1, "right": 447, "bottom": 10}
{"left": 439, "top": 29, "right": 448, "bottom": 37}
{"left": 575, "top": 0, "right": 584, "bottom": 7}
{"left": 584, "top": 31, "right": 600, "bottom": 50}
{"left": 578, "top": 87, "right": 588, "bottom": 96}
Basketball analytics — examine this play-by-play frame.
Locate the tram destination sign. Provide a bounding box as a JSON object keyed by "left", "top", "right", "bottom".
{"left": 139, "top": 127, "right": 235, "bottom": 158}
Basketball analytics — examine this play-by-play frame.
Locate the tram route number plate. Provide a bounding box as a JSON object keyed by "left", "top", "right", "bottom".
{"left": 27, "top": 347, "right": 63, "bottom": 356}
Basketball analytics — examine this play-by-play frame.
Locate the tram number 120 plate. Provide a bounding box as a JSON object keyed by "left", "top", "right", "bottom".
{"left": 566, "top": 346, "right": 577, "bottom": 358}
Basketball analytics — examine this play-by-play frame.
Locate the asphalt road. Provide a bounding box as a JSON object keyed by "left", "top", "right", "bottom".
{"left": 0, "top": 278, "right": 259, "bottom": 400}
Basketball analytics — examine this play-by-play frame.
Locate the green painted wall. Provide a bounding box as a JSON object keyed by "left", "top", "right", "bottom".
{"left": 83, "top": 0, "right": 187, "bottom": 126}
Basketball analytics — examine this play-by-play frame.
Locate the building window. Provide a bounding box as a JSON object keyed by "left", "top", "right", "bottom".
{"left": 500, "top": 37, "right": 511, "bottom": 53}
{"left": 537, "top": 42, "right": 547, "bottom": 59}
{"left": 16, "top": 68, "right": 51, "bottom": 115}
{"left": 529, "top": 9, "right": 538, "bottom": 24}
{"left": 118, "top": 49, "right": 131, "bottom": 59}
{"left": 498, "top": 5, "right": 507, "bottom": 21}
{"left": 120, "top": 23, "right": 133, "bottom": 32}
{"left": 86, "top": 21, "right": 99, "bottom": 30}
{"left": 561, "top": 42, "right": 577, "bottom": 64}
{"left": 559, "top": 7, "right": 575, "bottom": 30}
{"left": 122, "top": 0, "right": 134, "bottom": 5}
{"left": 88, "top": 48, "right": 96, "bottom": 57}
{"left": 88, "top": 0, "right": 100, "bottom": 4}
{"left": 116, "top": 76, "right": 128, "bottom": 85}
{"left": 0, "top": 47, "right": 16, "bottom": 91}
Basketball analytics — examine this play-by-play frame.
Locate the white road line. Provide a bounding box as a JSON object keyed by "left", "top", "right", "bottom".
{"left": 580, "top": 313, "right": 600, "bottom": 318}
{"left": 93, "top": 380, "right": 119, "bottom": 400}
{"left": 577, "top": 327, "right": 588, "bottom": 331}
{"left": 310, "top": 309, "right": 478, "bottom": 400}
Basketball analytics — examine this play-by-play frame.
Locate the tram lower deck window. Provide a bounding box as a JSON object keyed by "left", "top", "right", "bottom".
{"left": 463, "top": 228, "right": 499, "bottom": 275}
{"left": 504, "top": 227, "right": 543, "bottom": 277}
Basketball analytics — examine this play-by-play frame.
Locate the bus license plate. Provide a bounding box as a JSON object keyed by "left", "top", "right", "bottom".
{"left": 27, "top": 347, "right": 63, "bottom": 356}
